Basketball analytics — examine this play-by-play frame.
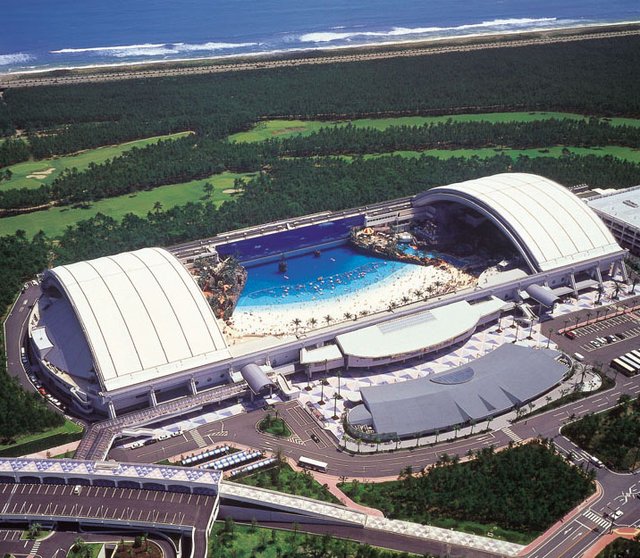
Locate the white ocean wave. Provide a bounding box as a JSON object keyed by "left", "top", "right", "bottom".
{"left": 171, "top": 41, "right": 258, "bottom": 52}
{"left": 51, "top": 40, "right": 258, "bottom": 58}
{"left": 300, "top": 17, "right": 559, "bottom": 43}
{"left": 0, "top": 52, "right": 34, "bottom": 66}
{"left": 51, "top": 43, "right": 167, "bottom": 54}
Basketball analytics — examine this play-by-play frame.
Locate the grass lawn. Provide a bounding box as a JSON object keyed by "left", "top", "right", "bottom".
{"left": 358, "top": 145, "right": 640, "bottom": 162}
{"left": 67, "top": 542, "right": 103, "bottom": 558}
{"left": 292, "top": 145, "right": 640, "bottom": 164}
{"left": 0, "top": 171, "right": 253, "bottom": 238}
{"left": 210, "top": 522, "right": 415, "bottom": 558}
{"left": 21, "top": 529, "right": 51, "bottom": 541}
{"left": 235, "top": 462, "right": 342, "bottom": 505}
{"left": 2, "top": 131, "right": 192, "bottom": 190}
{"left": 228, "top": 112, "right": 640, "bottom": 143}
{"left": 0, "top": 419, "right": 82, "bottom": 452}
{"left": 258, "top": 415, "right": 292, "bottom": 438}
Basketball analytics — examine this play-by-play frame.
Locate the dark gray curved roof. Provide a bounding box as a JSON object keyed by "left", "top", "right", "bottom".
{"left": 355, "top": 344, "right": 566, "bottom": 437}
{"left": 526, "top": 284, "right": 559, "bottom": 308}
{"left": 241, "top": 363, "right": 275, "bottom": 395}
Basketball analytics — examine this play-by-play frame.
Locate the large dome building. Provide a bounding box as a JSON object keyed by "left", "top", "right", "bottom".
{"left": 30, "top": 247, "right": 231, "bottom": 417}
{"left": 26, "top": 173, "right": 627, "bottom": 419}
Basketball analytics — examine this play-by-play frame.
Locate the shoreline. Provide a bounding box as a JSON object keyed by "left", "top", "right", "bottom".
{"left": 226, "top": 261, "right": 476, "bottom": 339}
{"left": 2, "top": 21, "right": 640, "bottom": 87}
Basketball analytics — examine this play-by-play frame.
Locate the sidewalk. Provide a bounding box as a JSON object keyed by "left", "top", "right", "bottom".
{"left": 300, "top": 470, "right": 384, "bottom": 517}
{"left": 25, "top": 439, "right": 81, "bottom": 459}
{"left": 582, "top": 527, "right": 640, "bottom": 558}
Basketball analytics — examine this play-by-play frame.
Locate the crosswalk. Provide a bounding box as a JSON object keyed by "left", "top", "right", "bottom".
{"left": 191, "top": 429, "right": 208, "bottom": 448}
{"left": 28, "top": 540, "right": 42, "bottom": 557}
{"left": 583, "top": 509, "right": 611, "bottom": 529}
{"left": 502, "top": 427, "right": 522, "bottom": 443}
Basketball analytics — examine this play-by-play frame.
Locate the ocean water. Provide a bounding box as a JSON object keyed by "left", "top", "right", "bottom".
{"left": 1, "top": 0, "right": 639, "bottom": 74}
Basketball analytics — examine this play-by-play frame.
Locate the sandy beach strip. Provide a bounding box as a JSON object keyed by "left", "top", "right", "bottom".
{"left": 227, "top": 262, "right": 475, "bottom": 338}
{"left": 3, "top": 22, "right": 639, "bottom": 87}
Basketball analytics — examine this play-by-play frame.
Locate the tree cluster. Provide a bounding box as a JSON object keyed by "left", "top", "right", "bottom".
{"left": 0, "top": 232, "right": 64, "bottom": 442}
{"left": 563, "top": 395, "right": 640, "bottom": 471}
{"left": 4, "top": 117, "right": 640, "bottom": 212}
{"left": 341, "top": 441, "right": 594, "bottom": 533}
{"left": 2, "top": 34, "right": 639, "bottom": 162}
{"left": 264, "top": 118, "right": 640, "bottom": 156}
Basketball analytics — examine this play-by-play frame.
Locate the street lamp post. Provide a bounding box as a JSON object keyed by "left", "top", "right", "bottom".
{"left": 546, "top": 328, "right": 553, "bottom": 349}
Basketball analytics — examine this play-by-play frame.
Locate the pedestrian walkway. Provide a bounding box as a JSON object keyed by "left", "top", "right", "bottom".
{"left": 28, "top": 539, "right": 41, "bottom": 557}
{"left": 583, "top": 509, "right": 611, "bottom": 530}
{"left": 219, "top": 481, "right": 524, "bottom": 557}
{"left": 501, "top": 427, "right": 522, "bottom": 443}
{"left": 191, "top": 429, "right": 208, "bottom": 448}
{"left": 582, "top": 528, "right": 640, "bottom": 558}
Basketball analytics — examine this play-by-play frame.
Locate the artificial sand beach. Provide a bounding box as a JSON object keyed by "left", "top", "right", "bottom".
{"left": 225, "top": 261, "right": 477, "bottom": 340}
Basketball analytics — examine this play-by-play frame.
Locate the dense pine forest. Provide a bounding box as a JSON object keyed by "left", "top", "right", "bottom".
{"left": 1, "top": 34, "right": 640, "bottom": 437}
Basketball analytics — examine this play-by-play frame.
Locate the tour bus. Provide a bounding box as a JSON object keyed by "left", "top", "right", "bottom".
{"left": 611, "top": 358, "right": 636, "bottom": 376}
{"left": 298, "top": 456, "right": 328, "bottom": 473}
{"left": 618, "top": 356, "right": 639, "bottom": 374}
{"left": 623, "top": 352, "right": 640, "bottom": 369}
{"left": 625, "top": 350, "right": 640, "bottom": 368}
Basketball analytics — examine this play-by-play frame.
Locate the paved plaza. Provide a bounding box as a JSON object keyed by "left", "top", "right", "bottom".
{"left": 122, "top": 279, "right": 639, "bottom": 447}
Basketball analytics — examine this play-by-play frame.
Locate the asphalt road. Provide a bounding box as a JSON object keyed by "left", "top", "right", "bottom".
{"left": 3, "top": 283, "right": 41, "bottom": 391}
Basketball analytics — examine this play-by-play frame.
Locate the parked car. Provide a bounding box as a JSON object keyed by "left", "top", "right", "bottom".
{"left": 564, "top": 331, "right": 576, "bottom": 339}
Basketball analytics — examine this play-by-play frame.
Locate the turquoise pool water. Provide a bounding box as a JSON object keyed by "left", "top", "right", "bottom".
{"left": 236, "top": 243, "right": 410, "bottom": 309}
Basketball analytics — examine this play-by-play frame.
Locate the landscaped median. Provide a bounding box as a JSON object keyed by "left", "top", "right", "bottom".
{"left": 0, "top": 419, "right": 83, "bottom": 458}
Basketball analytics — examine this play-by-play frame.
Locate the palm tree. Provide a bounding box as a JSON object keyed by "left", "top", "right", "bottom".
{"left": 343, "top": 312, "right": 353, "bottom": 321}
{"left": 292, "top": 318, "right": 302, "bottom": 332}
{"left": 401, "top": 295, "right": 410, "bottom": 305}
{"left": 324, "top": 314, "right": 332, "bottom": 326}
{"left": 152, "top": 201, "right": 163, "bottom": 213}
{"left": 612, "top": 281, "right": 622, "bottom": 300}
{"left": 308, "top": 317, "right": 318, "bottom": 329}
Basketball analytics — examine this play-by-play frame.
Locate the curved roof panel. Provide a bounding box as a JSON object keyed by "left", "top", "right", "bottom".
{"left": 356, "top": 344, "right": 566, "bottom": 437}
{"left": 47, "top": 247, "right": 230, "bottom": 392}
{"left": 414, "top": 173, "right": 621, "bottom": 271}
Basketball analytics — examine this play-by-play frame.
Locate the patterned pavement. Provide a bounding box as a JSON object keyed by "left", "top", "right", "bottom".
{"left": 151, "top": 279, "right": 639, "bottom": 442}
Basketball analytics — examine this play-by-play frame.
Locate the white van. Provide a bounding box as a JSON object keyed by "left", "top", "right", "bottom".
{"left": 573, "top": 352, "right": 585, "bottom": 362}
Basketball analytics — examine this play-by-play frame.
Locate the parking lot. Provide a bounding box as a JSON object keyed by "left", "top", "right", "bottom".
{"left": 548, "top": 297, "right": 640, "bottom": 367}
{"left": 0, "top": 482, "right": 216, "bottom": 530}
